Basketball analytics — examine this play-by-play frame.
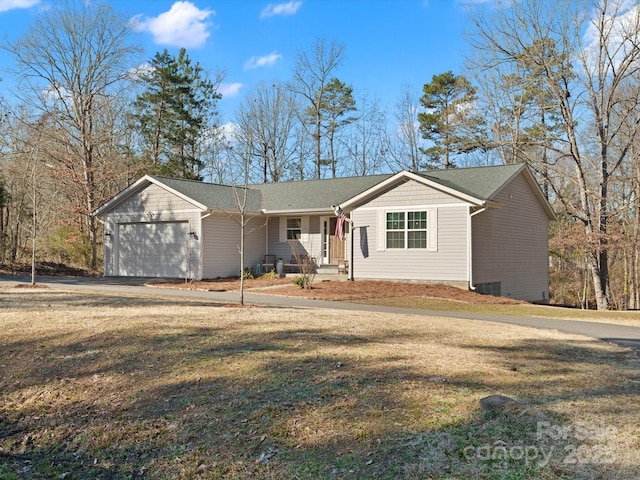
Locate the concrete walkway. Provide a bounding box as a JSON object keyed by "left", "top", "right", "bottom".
{"left": 2, "top": 275, "right": 640, "bottom": 353}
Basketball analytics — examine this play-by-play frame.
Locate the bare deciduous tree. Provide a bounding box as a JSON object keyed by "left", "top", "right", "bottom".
{"left": 385, "top": 84, "right": 424, "bottom": 173}
{"left": 235, "top": 82, "right": 299, "bottom": 183}
{"left": 4, "top": 0, "right": 140, "bottom": 269}
{"left": 469, "top": 0, "right": 640, "bottom": 310}
{"left": 288, "top": 37, "right": 345, "bottom": 179}
{"left": 344, "top": 91, "right": 386, "bottom": 176}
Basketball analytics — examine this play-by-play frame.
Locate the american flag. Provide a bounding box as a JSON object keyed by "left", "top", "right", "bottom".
{"left": 335, "top": 212, "right": 347, "bottom": 241}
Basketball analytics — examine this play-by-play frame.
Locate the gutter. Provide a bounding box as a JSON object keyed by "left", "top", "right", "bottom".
{"left": 262, "top": 207, "right": 335, "bottom": 215}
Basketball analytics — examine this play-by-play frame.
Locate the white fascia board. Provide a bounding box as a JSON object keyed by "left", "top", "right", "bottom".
{"left": 92, "top": 175, "right": 208, "bottom": 217}
{"left": 340, "top": 170, "right": 486, "bottom": 210}
{"left": 261, "top": 207, "right": 335, "bottom": 216}
{"left": 92, "top": 175, "right": 153, "bottom": 217}
{"left": 523, "top": 169, "right": 557, "bottom": 220}
{"left": 206, "top": 207, "right": 263, "bottom": 217}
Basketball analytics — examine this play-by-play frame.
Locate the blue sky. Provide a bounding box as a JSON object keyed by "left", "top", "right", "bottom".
{"left": 0, "top": 0, "right": 487, "bottom": 123}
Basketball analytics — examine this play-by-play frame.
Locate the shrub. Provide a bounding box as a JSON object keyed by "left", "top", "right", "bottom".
{"left": 261, "top": 270, "right": 280, "bottom": 279}
{"left": 46, "top": 227, "right": 93, "bottom": 267}
{"left": 243, "top": 267, "right": 254, "bottom": 279}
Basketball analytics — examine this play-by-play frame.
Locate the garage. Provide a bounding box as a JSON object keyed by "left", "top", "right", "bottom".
{"left": 117, "top": 221, "right": 189, "bottom": 278}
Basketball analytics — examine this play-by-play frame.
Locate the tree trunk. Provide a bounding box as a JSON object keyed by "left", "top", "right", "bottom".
{"left": 315, "top": 120, "right": 321, "bottom": 179}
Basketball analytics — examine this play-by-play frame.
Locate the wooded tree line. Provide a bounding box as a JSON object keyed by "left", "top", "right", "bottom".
{"left": 0, "top": 0, "right": 638, "bottom": 310}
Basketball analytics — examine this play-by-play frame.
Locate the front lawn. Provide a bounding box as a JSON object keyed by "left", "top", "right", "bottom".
{"left": 1, "top": 288, "right": 638, "bottom": 479}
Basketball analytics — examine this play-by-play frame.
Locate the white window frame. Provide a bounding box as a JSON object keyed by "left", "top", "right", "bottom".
{"left": 286, "top": 217, "right": 302, "bottom": 240}
{"left": 279, "top": 216, "right": 309, "bottom": 243}
{"left": 377, "top": 208, "right": 437, "bottom": 252}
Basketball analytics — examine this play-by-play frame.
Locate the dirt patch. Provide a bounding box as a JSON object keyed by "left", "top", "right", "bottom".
{"left": 0, "top": 261, "right": 97, "bottom": 277}
{"left": 162, "top": 277, "right": 525, "bottom": 304}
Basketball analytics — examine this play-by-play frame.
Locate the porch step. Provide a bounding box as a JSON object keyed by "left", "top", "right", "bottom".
{"left": 283, "top": 264, "right": 347, "bottom": 281}
{"left": 316, "top": 264, "right": 339, "bottom": 274}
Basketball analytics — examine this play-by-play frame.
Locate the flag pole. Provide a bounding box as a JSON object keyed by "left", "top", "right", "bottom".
{"left": 332, "top": 205, "right": 354, "bottom": 281}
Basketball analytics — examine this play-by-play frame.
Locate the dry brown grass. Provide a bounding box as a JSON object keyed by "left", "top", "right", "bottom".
{"left": 1, "top": 287, "right": 639, "bottom": 479}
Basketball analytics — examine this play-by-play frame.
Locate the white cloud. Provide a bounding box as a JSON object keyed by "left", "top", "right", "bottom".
{"left": 218, "top": 82, "right": 243, "bottom": 98}
{"left": 132, "top": 1, "right": 215, "bottom": 49}
{"left": 128, "top": 63, "right": 154, "bottom": 81}
{"left": 0, "top": 0, "right": 40, "bottom": 12}
{"left": 244, "top": 51, "right": 282, "bottom": 70}
{"left": 260, "top": 1, "right": 302, "bottom": 19}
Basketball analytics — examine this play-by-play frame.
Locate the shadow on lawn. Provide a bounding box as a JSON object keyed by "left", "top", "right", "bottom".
{"left": 1, "top": 307, "right": 639, "bottom": 478}
{"left": 0, "top": 289, "right": 225, "bottom": 310}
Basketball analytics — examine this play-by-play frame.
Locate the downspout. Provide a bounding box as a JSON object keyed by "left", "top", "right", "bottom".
{"left": 468, "top": 205, "right": 487, "bottom": 291}
{"left": 95, "top": 217, "right": 107, "bottom": 277}
{"left": 199, "top": 210, "right": 212, "bottom": 280}
{"left": 347, "top": 217, "right": 354, "bottom": 281}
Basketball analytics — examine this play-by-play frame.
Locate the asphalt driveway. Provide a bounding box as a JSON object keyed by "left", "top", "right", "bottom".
{"left": 2, "top": 275, "right": 640, "bottom": 353}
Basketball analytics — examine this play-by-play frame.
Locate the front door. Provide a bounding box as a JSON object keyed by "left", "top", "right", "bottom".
{"left": 322, "top": 217, "right": 347, "bottom": 265}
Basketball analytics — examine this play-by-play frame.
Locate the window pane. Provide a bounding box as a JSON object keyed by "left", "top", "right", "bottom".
{"left": 387, "top": 231, "right": 404, "bottom": 249}
{"left": 287, "top": 217, "right": 302, "bottom": 240}
{"left": 408, "top": 211, "right": 427, "bottom": 229}
{"left": 408, "top": 231, "right": 427, "bottom": 248}
{"left": 386, "top": 212, "right": 404, "bottom": 230}
{"left": 287, "top": 218, "right": 301, "bottom": 229}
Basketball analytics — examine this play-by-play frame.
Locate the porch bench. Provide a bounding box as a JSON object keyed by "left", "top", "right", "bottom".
{"left": 283, "top": 255, "right": 314, "bottom": 273}
{"left": 262, "top": 254, "right": 276, "bottom": 273}
{"left": 283, "top": 256, "right": 300, "bottom": 273}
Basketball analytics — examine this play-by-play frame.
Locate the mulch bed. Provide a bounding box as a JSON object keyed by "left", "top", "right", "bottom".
{"left": 160, "top": 277, "right": 524, "bottom": 304}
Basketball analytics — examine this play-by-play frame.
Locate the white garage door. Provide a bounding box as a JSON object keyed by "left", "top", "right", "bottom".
{"left": 118, "top": 222, "right": 189, "bottom": 278}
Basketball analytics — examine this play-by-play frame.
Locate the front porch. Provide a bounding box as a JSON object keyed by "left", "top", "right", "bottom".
{"left": 293, "top": 263, "right": 349, "bottom": 281}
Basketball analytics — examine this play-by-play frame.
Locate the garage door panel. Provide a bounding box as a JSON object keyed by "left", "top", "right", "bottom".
{"left": 118, "top": 222, "right": 188, "bottom": 278}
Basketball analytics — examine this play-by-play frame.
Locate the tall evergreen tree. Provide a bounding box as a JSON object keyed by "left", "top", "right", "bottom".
{"left": 418, "top": 71, "right": 482, "bottom": 169}
{"left": 132, "top": 48, "right": 221, "bottom": 179}
{"left": 316, "top": 78, "right": 357, "bottom": 178}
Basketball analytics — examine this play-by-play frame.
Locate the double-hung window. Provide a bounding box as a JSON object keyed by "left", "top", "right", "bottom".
{"left": 384, "top": 210, "right": 436, "bottom": 250}
{"left": 286, "top": 218, "right": 302, "bottom": 240}
{"left": 386, "top": 212, "right": 405, "bottom": 248}
{"left": 407, "top": 211, "right": 427, "bottom": 248}
{"left": 280, "top": 217, "right": 308, "bottom": 243}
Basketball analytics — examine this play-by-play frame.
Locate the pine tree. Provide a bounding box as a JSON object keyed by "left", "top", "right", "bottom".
{"left": 418, "top": 71, "right": 482, "bottom": 169}
{"left": 312, "top": 77, "right": 357, "bottom": 177}
{"left": 133, "top": 48, "right": 221, "bottom": 179}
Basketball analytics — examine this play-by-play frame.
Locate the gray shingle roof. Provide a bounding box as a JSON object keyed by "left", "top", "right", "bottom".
{"left": 248, "top": 173, "right": 394, "bottom": 211}
{"left": 416, "top": 163, "right": 524, "bottom": 200}
{"left": 149, "top": 175, "right": 264, "bottom": 211}
{"left": 142, "top": 164, "right": 526, "bottom": 213}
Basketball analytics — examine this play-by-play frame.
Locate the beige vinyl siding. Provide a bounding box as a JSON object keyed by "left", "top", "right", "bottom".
{"left": 113, "top": 183, "right": 196, "bottom": 214}
{"left": 266, "top": 216, "right": 323, "bottom": 262}
{"left": 472, "top": 172, "right": 550, "bottom": 302}
{"left": 352, "top": 205, "right": 469, "bottom": 282}
{"left": 201, "top": 213, "right": 266, "bottom": 278}
{"left": 103, "top": 183, "right": 204, "bottom": 279}
{"left": 364, "top": 179, "right": 467, "bottom": 207}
